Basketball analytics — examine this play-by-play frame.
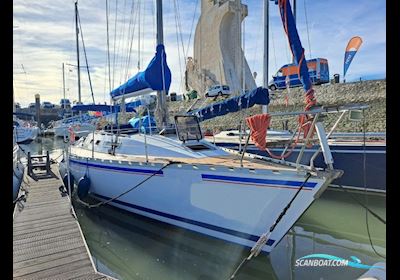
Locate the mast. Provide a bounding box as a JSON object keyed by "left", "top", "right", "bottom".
{"left": 75, "top": 1, "right": 82, "bottom": 104}
{"left": 262, "top": 0, "right": 269, "bottom": 114}
{"left": 62, "top": 63, "right": 67, "bottom": 141}
{"left": 62, "top": 63, "right": 66, "bottom": 108}
{"left": 154, "top": 0, "right": 168, "bottom": 128}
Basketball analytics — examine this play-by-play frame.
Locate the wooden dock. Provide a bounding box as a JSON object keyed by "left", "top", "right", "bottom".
{"left": 13, "top": 163, "right": 114, "bottom": 280}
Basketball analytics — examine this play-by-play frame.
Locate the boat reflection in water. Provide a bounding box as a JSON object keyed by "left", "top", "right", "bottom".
{"left": 74, "top": 188, "right": 385, "bottom": 280}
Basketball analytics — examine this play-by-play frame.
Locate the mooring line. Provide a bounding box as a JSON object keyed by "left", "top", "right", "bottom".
{"left": 229, "top": 173, "right": 313, "bottom": 279}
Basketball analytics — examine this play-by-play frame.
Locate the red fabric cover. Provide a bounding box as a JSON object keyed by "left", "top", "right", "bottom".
{"left": 245, "top": 114, "right": 271, "bottom": 151}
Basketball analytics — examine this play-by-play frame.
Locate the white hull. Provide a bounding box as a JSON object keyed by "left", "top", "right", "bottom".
{"left": 63, "top": 132, "right": 337, "bottom": 253}
{"left": 15, "top": 126, "right": 39, "bottom": 143}
{"left": 13, "top": 145, "right": 24, "bottom": 201}
{"left": 54, "top": 123, "right": 95, "bottom": 138}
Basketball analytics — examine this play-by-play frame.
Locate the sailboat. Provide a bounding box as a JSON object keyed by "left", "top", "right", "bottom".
{"left": 13, "top": 116, "right": 39, "bottom": 143}
{"left": 59, "top": 0, "right": 345, "bottom": 254}
{"left": 53, "top": 115, "right": 96, "bottom": 139}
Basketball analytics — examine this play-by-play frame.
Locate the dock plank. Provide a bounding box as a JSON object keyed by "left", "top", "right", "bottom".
{"left": 13, "top": 164, "right": 114, "bottom": 279}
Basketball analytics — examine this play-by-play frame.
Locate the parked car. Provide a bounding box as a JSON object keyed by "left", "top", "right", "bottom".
{"left": 42, "top": 101, "right": 54, "bottom": 109}
{"left": 28, "top": 103, "right": 36, "bottom": 109}
{"left": 205, "top": 85, "right": 231, "bottom": 97}
{"left": 268, "top": 58, "right": 329, "bottom": 91}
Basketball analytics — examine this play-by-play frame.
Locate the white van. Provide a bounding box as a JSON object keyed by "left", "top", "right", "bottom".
{"left": 205, "top": 85, "right": 231, "bottom": 97}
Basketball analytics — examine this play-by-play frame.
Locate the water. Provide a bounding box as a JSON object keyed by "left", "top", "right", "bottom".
{"left": 22, "top": 136, "right": 386, "bottom": 280}
{"left": 18, "top": 135, "right": 66, "bottom": 160}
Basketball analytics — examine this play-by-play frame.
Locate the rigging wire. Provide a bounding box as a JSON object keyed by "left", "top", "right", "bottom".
{"left": 284, "top": 35, "right": 290, "bottom": 62}
{"left": 77, "top": 8, "right": 95, "bottom": 104}
{"left": 150, "top": 0, "right": 156, "bottom": 50}
{"left": 141, "top": 0, "right": 146, "bottom": 69}
{"left": 115, "top": 0, "right": 128, "bottom": 87}
{"left": 106, "top": 0, "right": 115, "bottom": 135}
{"left": 336, "top": 110, "right": 385, "bottom": 259}
{"left": 270, "top": 26, "right": 278, "bottom": 71}
{"left": 184, "top": 0, "right": 199, "bottom": 60}
{"left": 112, "top": 0, "right": 119, "bottom": 89}
{"left": 361, "top": 109, "right": 386, "bottom": 259}
{"left": 137, "top": 0, "right": 141, "bottom": 70}
{"left": 118, "top": 0, "right": 135, "bottom": 86}
{"left": 303, "top": 0, "right": 312, "bottom": 58}
{"left": 123, "top": 0, "right": 139, "bottom": 83}
{"left": 172, "top": 0, "right": 184, "bottom": 93}
{"left": 175, "top": 0, "right": 187, "bottom": 60}
{"left": 103, "top": 59, "right": 107, "bottom": 103}
{"left": 106, "top": 0, "right": 112, "bottom": 94}
{"left": 251, "top": 1, "right": 263, "bottom": 78}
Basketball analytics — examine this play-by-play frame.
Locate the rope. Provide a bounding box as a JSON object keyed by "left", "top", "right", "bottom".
{"left": 229, "top": 173, "right": 313, "bottom": 279}
{"left": 336, "top": 185, "right": 386, "bottom": 225}
{"left": 13, "top": 193, "right": 26, "bottom": 204}
{"left": 259, "top": 0, "right": 317, "bottom": 160}
{"left": 50, "top": 152, "right": 64, "bottom": 163}
{"left": 360, "top": 109, "right": 386, "bottom": 259}
{"left": 77, "top": 160, "right": 181, "bottom": 209}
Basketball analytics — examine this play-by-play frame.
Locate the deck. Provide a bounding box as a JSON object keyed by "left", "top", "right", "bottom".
{"left": 13, "top": 164, "right": 114, "bottom": 280}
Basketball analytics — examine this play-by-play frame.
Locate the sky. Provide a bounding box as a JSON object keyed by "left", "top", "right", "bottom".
{"left": 13, "top": 0, "right": 386, "bottom": 107}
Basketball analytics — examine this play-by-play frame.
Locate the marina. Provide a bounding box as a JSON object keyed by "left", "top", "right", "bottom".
{"left": 13, "top": 133, "right": 386, "bottom": 279}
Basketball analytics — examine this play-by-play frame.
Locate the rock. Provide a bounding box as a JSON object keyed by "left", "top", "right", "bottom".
{"left": 167, "top": 79, "right": 386, "bottom": 132}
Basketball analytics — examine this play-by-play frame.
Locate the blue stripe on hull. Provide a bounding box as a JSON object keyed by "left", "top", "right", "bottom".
{"left": 202, "top": 174, "right": 317, "bottom": 189}
{"left": 70, "top": 159, "right": 164, "bottom": 175}
{"left": 91, "top": 192, "right": 275, "bottom": 246}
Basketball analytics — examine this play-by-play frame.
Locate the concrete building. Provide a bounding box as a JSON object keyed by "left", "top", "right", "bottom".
{"left": 185, "top": 0, "right": 257, "bottom": 97}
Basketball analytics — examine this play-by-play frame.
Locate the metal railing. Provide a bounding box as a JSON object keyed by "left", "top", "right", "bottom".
{"left": 235, "top": 104, "right": 370, "bottom": 171}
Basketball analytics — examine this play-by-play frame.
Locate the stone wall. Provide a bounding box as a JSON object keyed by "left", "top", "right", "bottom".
{"left": 168, "top": 79, "right": 386, "bottom": 133}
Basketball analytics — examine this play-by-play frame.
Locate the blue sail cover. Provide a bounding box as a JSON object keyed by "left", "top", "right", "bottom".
{"left": 72, "top": 100, "right": 142, "bottom": 113}
{"left": 110, "top": 44, "right": 172, "bottom": 100}
{"left": 190, "top": 87, "right": 270, "bottom": 122}
{"left": 278, "top": 0, "right": 312, "bottom": 92}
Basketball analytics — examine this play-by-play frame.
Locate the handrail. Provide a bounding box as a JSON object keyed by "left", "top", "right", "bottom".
{"left": 268, "top": 104, "right": 369, "bottom": 117}
{"left": 295, "top": 113, "right": 320, "bottom": 169}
